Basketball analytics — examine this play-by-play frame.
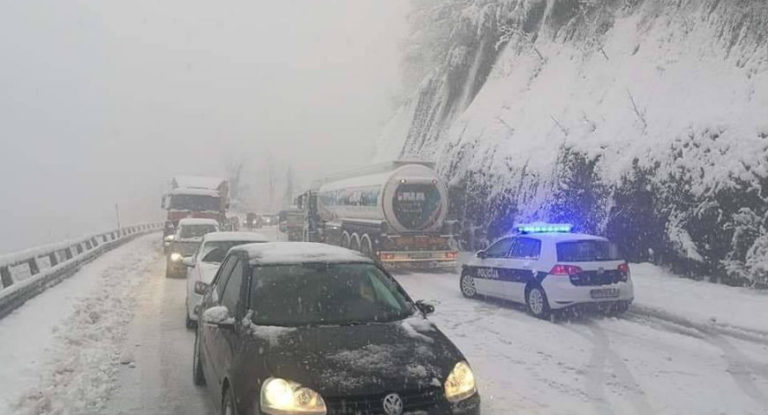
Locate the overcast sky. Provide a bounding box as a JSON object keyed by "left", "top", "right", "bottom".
{"left": 0, "top": 0, "right": 409, "bottom": 252}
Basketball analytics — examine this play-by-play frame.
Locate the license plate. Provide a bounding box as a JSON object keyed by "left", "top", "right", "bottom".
{"left": 409, "top": 252, "right": 433, "bottom": 259}
{"left": 590, "top": 288, "right": 619, "bottom": 299}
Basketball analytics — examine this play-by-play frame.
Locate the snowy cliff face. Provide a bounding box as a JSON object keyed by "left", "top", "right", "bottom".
{"left": 378, "top": 0, "right": 768, "bottom": 285}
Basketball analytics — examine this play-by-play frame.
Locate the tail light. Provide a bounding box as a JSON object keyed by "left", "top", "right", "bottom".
{"left": 549, "top": 264, "right": 583, "bottom": 275}
{"left": 379, "top": 253, "right": 396, "bottom": 261}
{"left": 618, "top": 263, "right": 630, "bottom": 281}
{"left": 444, "top": 251, "right": 458, "bottom": 260}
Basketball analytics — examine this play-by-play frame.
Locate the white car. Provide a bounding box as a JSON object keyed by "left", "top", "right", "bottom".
{"left": 166, "top": 218, "right": 220, "bottom": 278}
{"left": 182, "top": 231, "right": 269, "bottom": 328}
{"left": 460, "top": 224, "right": 634, "bottom": 319}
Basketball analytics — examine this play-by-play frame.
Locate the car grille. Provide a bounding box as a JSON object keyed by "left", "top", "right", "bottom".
{"left": 325, "top": 387, "right": 442, "bottom": 415}
{"left": 570, "top": 270, "right": 622, "bottom": 286}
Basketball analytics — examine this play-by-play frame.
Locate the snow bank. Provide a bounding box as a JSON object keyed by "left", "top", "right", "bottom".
{"left": 631, "top": 262, "right": 768, "bottom": 335}
{"left": 1, "top": 235, "right": 160, "bottom": 415}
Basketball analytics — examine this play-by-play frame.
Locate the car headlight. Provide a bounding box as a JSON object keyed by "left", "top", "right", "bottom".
{"left": 170, "top": 252, "right": 183, "bottom": 262}
{"left": 260, "top": 377, "right": 326, "bottom": 415}
{"left": 444, "top": 361, "right": 476, "bottom": 403}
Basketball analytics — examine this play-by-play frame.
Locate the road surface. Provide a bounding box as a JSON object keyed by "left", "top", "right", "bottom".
{"left": 1, "top": 230, "right": 767, "bottom": 415}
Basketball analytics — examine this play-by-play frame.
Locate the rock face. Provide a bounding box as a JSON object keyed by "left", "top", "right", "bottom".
{"left": 379, "top": 0, "right": 768, "bottom": 285}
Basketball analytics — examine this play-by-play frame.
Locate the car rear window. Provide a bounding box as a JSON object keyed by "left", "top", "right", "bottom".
{"left": 556, "top": 240, "right": 622, "bottom": 262}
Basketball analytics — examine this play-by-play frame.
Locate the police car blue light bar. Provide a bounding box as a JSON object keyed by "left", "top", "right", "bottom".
{"left": 515, "top": 223, "right": 573, "bottom": 234}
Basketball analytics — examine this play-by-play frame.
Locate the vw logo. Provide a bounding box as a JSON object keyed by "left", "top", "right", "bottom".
{"left": 382, "top": 393, "right": 403, "bottom": 415}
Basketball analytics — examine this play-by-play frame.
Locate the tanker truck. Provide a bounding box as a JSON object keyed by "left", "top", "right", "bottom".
{"left": 296, "top": 161, "right": 458, "bottom": 268}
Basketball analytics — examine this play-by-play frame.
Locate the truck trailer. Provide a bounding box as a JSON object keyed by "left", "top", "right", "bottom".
{"left": 297, "top": 161, "right": 458, "bottom": 268}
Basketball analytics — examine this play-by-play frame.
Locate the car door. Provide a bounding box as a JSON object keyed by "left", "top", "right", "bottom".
{"left": 504, "top": 237, "right": 542, "bottom": 303}
{"left": 213, "top": 255, "right": 246, "bottom": 390}
{"left": 472, "top": 237, "right": 514, "bottom": 298}
{"left": 201, "top": 255, "right": 237, "bottom": 387}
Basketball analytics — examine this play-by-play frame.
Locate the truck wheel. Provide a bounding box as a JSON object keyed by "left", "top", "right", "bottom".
{"left": 341, "top": 232, "right": 351, "bottom": 248}
{"left": 351, "top": 233, "right": 361, "bottom": 251}
{"left": 360, "top": 235, "right": 374, "bottom": 258}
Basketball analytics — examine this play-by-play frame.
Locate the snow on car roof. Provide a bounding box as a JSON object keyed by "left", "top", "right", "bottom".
{"left": 203, "top": 232, "right": 269, "bottom": 243}
{"left": 178, "top": 218, "right": 219, "bottom": 226}
{"left": 232, "top": 242, "right": 373, "bottom": 265}
{"left": 172, "top": 175, "right": 225, "bottom": 190}
{"left": 169, "top": 187, "right": 220, "bottom": 197}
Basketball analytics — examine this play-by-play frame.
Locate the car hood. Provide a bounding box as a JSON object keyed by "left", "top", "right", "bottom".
{"left": 243, "top": 315, "right": 464, "bottom": 396}
{"left": 197, "top": 262, "right": 221, "bottom": 284}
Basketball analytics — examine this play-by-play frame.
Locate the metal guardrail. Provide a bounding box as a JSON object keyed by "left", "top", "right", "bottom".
{"left": 0, "top": 223, "right": 162, "bottom": 319}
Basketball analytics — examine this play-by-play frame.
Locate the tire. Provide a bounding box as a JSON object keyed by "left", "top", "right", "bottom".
{"left": 526, "top": 285, "right": 551, "bottom": 319}
{"left": 360, "top": 235, "right": 374, "bottom": 259}
{"left": 351, "top": 233, "right": 361, "bottom": 251}
{"left": 341, "top": 232, "right": 351, "bottom": 248}
{"left": 221, "top": 385, "right": 236, "bottom": 415}
{"left": 460, "top": 271, "right": 477, "bottom": 298}
{"left": 607, "top": 301, "right": 629, "bottom": 316}
{"left": 192, "top": 331, "right": 206, "bottom": 386}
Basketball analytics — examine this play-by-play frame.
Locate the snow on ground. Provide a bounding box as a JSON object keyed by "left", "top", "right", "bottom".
{"left": 395, "top": 267, "right": 768, "bottom": 415}
{"left": 631, "top": 263, "right": 768, "bottom": 335}
{"left": 0, "top": 234, "right": 161, "bottom": 415}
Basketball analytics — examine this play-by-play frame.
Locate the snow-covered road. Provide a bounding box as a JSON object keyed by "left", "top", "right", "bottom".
{"left": 1, "top": 231, "right": 767, "bottom": 415}
{"left": 396, "top": 270, "right": 768, "bottom": 415}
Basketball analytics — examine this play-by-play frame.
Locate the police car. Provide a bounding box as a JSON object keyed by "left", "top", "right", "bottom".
{"left": 460, "top": 224, "right": 634, "bottom": 319}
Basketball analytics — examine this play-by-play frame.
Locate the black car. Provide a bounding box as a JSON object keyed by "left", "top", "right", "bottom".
{"left": 193, "top": 242, "right": 480, "bottom": 415}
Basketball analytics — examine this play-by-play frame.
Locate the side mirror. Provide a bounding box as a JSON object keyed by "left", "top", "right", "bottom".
{"left": 202, "top": 305, "right": 235, "bottom": 329}
{"left": 164, "top": 235, "right": 175, "bottom": 242}
{"left": 415, "top": 300, "right": 435, "bottom": 316}
{"left": 182, "top": 256, "right": 196, "bottom": 268}
{"left": 476, "top": 250, "right": 487, "bottom": 259}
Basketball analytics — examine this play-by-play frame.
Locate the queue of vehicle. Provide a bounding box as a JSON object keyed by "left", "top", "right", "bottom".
{"left": 163, "top": 166, "right": 636, "bottom": 415}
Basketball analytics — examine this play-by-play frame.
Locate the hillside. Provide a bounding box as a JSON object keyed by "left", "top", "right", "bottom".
{"left": 377, "top": 0, "right": 768, "bottom": 285}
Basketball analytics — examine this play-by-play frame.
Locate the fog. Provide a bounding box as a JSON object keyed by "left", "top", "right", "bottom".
{"left": 0, "top": 0, "right": 409, "bottom": 252}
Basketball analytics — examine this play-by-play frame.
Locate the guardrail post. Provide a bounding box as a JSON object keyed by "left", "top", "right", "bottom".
{"left": 65, "top": 247, "right": 73, "bottom": 260}
{"left": 28, "top": 258, "right": 39, "bottom": 276}
{"left": 0, "top": 266, "right": 12, "bottom": 288}
{"left": 48, "top": 252, "right": 58, "bottom": 267}
{"left": 76, "top": 244, "right": 84, "bottom": 254}
{"left": 91, "top": 237, "right": 99, "bottom": 247}
{"left": 85, "top": 240, "right": 92, "bottom": 250}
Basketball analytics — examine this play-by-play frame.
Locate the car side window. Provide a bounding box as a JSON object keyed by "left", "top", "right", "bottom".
{"left": 213, "top": 255, "right": 237, "bottom": 302}
{"left": 510, "top": 237, "right": 541, "bottom": 259}
{"left": 485, "top": 238, "right": 514, "bottom": 258}
{"left": 220, "top": 258, "right": 244, "bottom": 314}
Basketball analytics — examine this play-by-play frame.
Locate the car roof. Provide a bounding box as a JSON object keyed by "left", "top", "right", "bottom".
{"left": 231, "top": 242, "right": 373, "bottom": 265}
{"left": 178, "top": 218, "right": 219, "bottom": 226}
{"left": 497, "top": 232, "right": 608, "bottom": 243}
{"left": 203, "top": 231, "right": 269, "bottom": 242}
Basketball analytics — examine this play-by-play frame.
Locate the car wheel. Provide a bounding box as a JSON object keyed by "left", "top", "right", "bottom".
{"left": 526, "top": 286, "right": 551, "bottom": 319}
{"left": 460, "top": 272, "right": 477, "bottom": 298}
{"left": 192, "top": 331, "right": 206, "bottom": 386}
{"left": 607, "top": 301, "right": 629, "bottom": 316}
{"left": 221, "top": 385, "right": 237, "bottom": 415}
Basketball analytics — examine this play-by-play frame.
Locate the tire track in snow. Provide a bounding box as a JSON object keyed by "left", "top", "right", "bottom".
{"left": 564, "top": 323, "right": 655, "bottom": 415}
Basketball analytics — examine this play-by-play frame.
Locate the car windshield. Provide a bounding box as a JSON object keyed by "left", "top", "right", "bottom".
{"left": 169, "top": 195, "right": 220, "bottom": 212}
{"left": 557, "top": 240, "right": 623, "bottom": 262}
{"left": 179, "top": 224, "right": 217, "bottom": 239}
{"left": 199, "top": 240, "right": 263, "bottom": 263}
{"left": 249, "top": 263, "right": 415, "bottom": 326}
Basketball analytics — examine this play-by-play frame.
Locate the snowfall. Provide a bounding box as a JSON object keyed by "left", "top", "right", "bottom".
{"left": 0, "top": 232, "right": 767, "bottom": 414}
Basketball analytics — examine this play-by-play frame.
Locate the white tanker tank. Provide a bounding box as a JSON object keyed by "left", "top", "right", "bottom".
{"left": 316, "top": 163, "right": 449, "bottom": 234}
